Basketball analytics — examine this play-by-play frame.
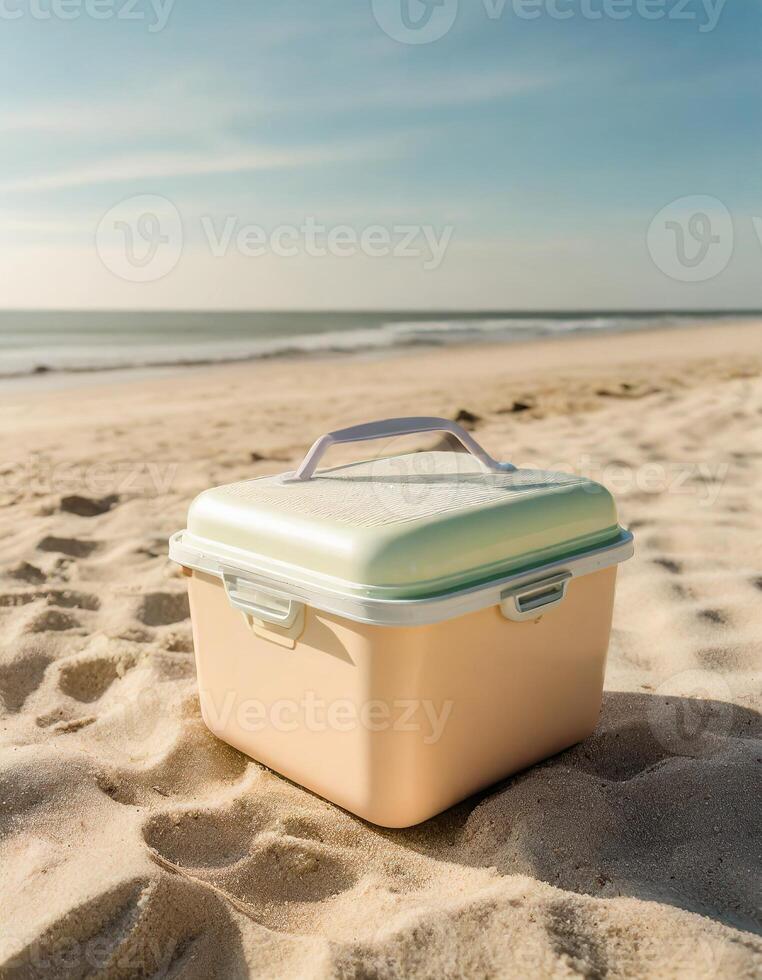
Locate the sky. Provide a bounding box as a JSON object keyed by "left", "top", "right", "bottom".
{"left": 1, "top": 0, "right": 761, "bottom": 310}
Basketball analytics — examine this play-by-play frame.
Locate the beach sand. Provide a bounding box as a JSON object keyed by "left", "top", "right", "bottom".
{"left": 0, "top": 320, "right": 760, "bottom": 978}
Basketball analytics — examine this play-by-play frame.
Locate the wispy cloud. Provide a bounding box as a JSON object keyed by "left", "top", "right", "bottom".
{"left": 0, "top": 76, "right": 250, "bottom": 138}
{"left": 335, "top": 68, "right": 557, "bottom": 110}
{"left": 0, "top": 65, "right": 553, "bottom": 143}
{"left": 1, "top": 213, "right": 88, "bottom": 236}
{"left": 0, "top": 137, "right": 404, "bottom": 194}
{"left": 0, "top": 102, "right": 234, "bottom": 138}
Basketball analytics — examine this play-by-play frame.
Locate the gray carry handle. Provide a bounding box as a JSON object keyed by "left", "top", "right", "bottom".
{"left": 291, "top": 416, "right": 515, "bottom": 481}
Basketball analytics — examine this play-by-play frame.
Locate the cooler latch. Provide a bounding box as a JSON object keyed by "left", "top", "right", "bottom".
{"left": 500, "top": 571, "right": 571, "bottom": 622}
{"left": 222, "top": 572, "right": 303, "bottom": 628}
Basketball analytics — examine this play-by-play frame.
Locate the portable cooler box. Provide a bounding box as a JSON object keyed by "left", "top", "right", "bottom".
{"left": 169, "top": 417, "right": 633, "bottom": 827}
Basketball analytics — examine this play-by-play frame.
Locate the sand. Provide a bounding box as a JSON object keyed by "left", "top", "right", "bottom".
{"left": 0, "top": 320, "right": 760, "bottom": 979}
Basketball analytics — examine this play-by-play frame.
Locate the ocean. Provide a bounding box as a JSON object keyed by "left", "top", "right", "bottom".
{"left": 0, "top": 310, "right": 757, "bottom": 381}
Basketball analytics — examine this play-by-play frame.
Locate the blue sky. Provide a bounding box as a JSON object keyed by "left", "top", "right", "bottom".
{"left": 2, "top": 0, "right": 761, "bottom": 309}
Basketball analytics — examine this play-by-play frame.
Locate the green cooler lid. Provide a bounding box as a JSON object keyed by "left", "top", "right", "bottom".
{"left": 184, "top": 417, "right": 625, "bottom": 601}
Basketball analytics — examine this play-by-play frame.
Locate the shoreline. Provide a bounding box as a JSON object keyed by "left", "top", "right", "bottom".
{"left": 1, "top": 315, "right": 760, "bottom": 396}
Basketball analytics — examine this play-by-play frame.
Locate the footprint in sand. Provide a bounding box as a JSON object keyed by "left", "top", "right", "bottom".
{"left": 59, "top": 493, "right": 119, "bottom": 517}
{"left": 652, "top": 557, "right": 683, "bottom": 575}
{"left": 58, "top": 654, "right": 137, "bottom": 703}
{"left": 136, "top": 591, "right": 190, "bottom": 627}
{"left": 143, "top": 802, "right": 356, "bottom": 914}
{"left": 6, "top": 561, "right": 46, "bottom": 584}
{"left": 143, "top": 805, "right": 256, "bottom": 868}
{"left": 0, "top": 592, "right": 38, "bottom": 608}
{"left": 0, "top": 652, "right": 51, "bottom": 712}
{"left": 232, "top": 833, "right": 356, "bottom": 905}
{"left": 44, "top": 589, "right": 100, "bottom": 611}
{"left": 697, "top": 608, "right": 728, "bottom": 626}
{"left": 27, "top": 608, "right": 81, "bottom": 633}
{"left": 37, "top": 535, "right": 100, "bottom": 558}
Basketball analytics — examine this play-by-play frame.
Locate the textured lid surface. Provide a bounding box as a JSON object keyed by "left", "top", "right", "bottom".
{"left": 187, "top": 451, "right": 622, "bottom": 598}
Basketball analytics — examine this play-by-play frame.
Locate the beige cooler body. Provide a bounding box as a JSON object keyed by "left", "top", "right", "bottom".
{"left": 171, "top": 420, "right": 631, "bottom": 827}
{"left": 186, "top": 565, "right": 617, "bottom": 827}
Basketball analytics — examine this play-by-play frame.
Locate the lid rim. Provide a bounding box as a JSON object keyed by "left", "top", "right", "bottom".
{"left": 169, "top": 528, "right": 634, "bottom": 627}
